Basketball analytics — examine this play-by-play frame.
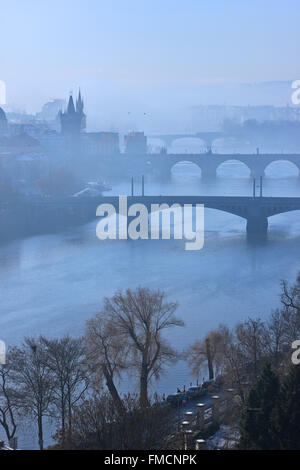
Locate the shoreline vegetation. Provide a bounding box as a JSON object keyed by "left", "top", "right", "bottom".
{"left": 1, "top": 274, "right": 300, "bottom": 450}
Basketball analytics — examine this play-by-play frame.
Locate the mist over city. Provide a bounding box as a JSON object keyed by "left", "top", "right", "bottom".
{"left": 1, "top": 0, "right": 300, "bottom": 455}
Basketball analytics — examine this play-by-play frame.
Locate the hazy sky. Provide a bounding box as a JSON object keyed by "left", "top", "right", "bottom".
{"left": 1, "top": 0, "right": 300, "bottom": 124}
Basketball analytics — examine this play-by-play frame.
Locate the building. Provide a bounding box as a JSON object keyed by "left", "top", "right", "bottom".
{"left": 59, "top": 91, "right": 86, "bottom": 136}
{"left": 37, "top": 98, "right": 66, "bottom": 122}
{"left": 83, "top": 132, "right": 120, "bottom": 156}
{"left": 124, "top": 131, "right": 147, "bottom": 155}
{"left": 189, "top": 104, "right": 300, "bottom": 130}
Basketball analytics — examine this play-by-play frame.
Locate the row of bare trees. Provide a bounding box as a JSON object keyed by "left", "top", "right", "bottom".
{"left": 185, "top": 274, "right": 300, "bottom": 403}
{"left": 66, "top": 393, "right": 176, "bottom": 450}
{"left": 0, "top": 336, "right": 88, "bottom": 449}
{"left": 1, "top": 273, "right": 299, "bottom": 449}
{"left": 0, "top": 287, "right": 184, "bottom": 449}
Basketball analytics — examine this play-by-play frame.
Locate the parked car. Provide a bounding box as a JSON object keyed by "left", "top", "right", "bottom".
{"left": 166, "top": 393, "right": 183, "bottom": 406}
{"left": 202, "top": 378, "right": 220, "bottom": 393}
{"left": 202, "top": 379, "right": 215, "bottom": 390}
{"left": 186, "top": 386, "right": 202, "bottom": 398}
{"left": 201, "top": 380, "right": 211, "bottom": 389}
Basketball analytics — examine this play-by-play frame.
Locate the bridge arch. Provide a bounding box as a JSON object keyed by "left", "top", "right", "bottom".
{"left": 267, "top": 209, "right": 300, "bottom": 238}
{"left": 267, "top": 207, "right": 300, "bottom": 219}
{"left": 264, "top": 160, "right": 300, "bottom": 178}
{"left": 170, "top": 160, "right": 202, "bottom": 177}
{"left": 147, "top": 137, "right": 167, "bottom": 152}
{"left": 216, "top": 159, "right": 251, "bottom": 178}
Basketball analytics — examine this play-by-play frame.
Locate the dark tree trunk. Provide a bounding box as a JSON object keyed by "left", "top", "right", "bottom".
{"left": 38, "top": 413, "right": 44, "bottom": 450}
{"left": 139, "top": 359, "right": 149, "bottom": 408}
{"left": 206, "top": 337, "right": 214, "bottom": 380}
{"left": 61, "top": 395, "right": 66, "bottom": 443}
{"left": 103, "top": 366, "right": 125, "bottom": 416}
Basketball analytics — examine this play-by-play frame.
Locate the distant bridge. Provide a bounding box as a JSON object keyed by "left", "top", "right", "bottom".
{"left": 148, "top": 132, "right": 225, "bottom": 149}
{"left": 143, "top": 152, "right": 300, "bottom": 179}
{"left": 21, "top": 192, "right": 300, "bottom": 239}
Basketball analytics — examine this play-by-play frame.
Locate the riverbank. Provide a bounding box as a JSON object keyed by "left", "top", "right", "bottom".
{"left": 0, "top": 196, "right": 102, "bottom": 244}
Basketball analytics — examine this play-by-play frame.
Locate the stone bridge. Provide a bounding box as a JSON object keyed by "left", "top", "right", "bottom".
{"left": 144, "top": 152, "right": 300, "bottom": 179}
{"left": 149, "top": 132, "right": 225, "bottom": 149}
{"left": 95, "top": 194, "right": 300, "bottom": 239}
{"left": 23, "top": 191, "right": 300, "bottom": 240}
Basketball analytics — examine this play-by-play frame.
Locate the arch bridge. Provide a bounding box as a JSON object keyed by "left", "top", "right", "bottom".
{"left": 96, "top": 193, "right": 300, "bottom": 239}
{"left": 145, "top": 153, "right": 300, "bottom": 179}
{"left": 148, "top": 132, "right": 225, "bottom": 149}
{"left": 25, "top": 192, "right": 300, "bottom": 240}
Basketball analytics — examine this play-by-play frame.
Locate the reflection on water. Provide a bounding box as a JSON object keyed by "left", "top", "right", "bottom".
{"left": 0, "top": 160, "right": 300, "bottom": 448}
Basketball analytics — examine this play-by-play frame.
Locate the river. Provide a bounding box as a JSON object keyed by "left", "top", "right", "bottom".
{"left": 0, "top": 157, "right": 300, "bottom": 448}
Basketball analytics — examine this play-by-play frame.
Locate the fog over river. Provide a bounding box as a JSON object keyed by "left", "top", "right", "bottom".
{"left": 0, "top": 158, "right": 300, "bottom": 447}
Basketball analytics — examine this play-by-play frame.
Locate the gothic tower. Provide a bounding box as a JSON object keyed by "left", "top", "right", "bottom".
{"left": 60, "top": 90, "right": 86, "bottom": 135}
{"left": 76, "top": 89, "right": 86, "bottom": 130}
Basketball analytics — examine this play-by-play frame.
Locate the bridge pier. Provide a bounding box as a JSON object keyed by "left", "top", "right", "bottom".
{"left": 250, "top": 169, "right": 265, "bottom": 179}
{"left": 201, "top": 167, "right": 217, "bottom": 179}
{"left": 246, "top": 216, "right": 268, "bottom": 240}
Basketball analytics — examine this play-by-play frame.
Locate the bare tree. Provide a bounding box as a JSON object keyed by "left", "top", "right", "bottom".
{"left": 40, "top": 336, "right": 88, "bottom": 444}
{"left": 281, "top": 274, "right": 300, "bottom": 314}
{"left": 85, "top": 314, "right": 127, "bottom": 416}
{"left": 101, "top": 287, "right": 183, "bottom": 408}
{"left": 264, "top": 309, "right": 286, "bottom": 365}
{"left": 0, "top": 355, "right": 19, "bottom": 443}
{"left": 185, "top": 329, "right": 225, "bottom": 381}
{"left": 235, "top": 318, "right": 267, "bottom": 379}
{"left": 281, "top": 276, "right": 300, "bottom": 343}
{"left": 220, "top": 326, "right": 248, "bottom": 403}
{"left": 10, "top": 338, "right": 55, "bottom": 450}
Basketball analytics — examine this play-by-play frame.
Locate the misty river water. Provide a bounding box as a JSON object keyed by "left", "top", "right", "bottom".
{"left": 0, "top": 156, "right": 300, "bottom": 448}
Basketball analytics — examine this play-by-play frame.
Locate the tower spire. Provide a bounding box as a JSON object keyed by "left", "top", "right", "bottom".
{"left": 60, "top": 89, "right": 85, "bottom": 135}
{"left": 67, "top": 94, "right": 76, "bottom": 114}
{"left": 76, "top": 88, "right": 84, "bottom": 113}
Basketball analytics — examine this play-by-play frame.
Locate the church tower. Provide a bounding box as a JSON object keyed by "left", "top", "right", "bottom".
{"left": 60, "top": 90, "right": 86, "bottom": 135}
{"left": 76, "top": 89, "right": 86, "bottom": 130}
